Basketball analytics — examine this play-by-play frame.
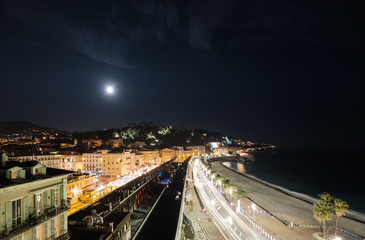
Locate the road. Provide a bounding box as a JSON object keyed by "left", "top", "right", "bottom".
{"left": 193, "top": 157, "right": 262, "bottom": 240}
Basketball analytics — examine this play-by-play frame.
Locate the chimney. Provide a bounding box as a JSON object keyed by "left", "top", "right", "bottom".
{"left": 1, "top": 152, "right": 7, "bottom": 167}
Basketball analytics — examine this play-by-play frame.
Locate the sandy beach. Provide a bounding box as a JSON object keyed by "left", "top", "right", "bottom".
{"left": 211, "top": 162, "right": 365, "bottom": 238}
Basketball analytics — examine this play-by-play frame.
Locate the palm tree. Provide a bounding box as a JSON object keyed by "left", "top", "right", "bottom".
{"left": 319, "top": 192, "right": 333, "bottom": 203}
{"left": 224, "top": 182, "right": 233, "bottom": 193}
{"left": 333, "top": 198, "right": 349, "bottom": 237}
{"left": 222, "top": 178, "right": 230, "bottom": 191}
{"left": 215, "top": 175, "right": 224, "bottom": 191}
{"left": 234, "top": 188, "right": 246, "bottom": 213}
{"left": 313, "top": 200, "right": 333, "bottom": 238}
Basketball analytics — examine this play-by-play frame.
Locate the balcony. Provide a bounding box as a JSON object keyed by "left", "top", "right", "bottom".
{"left": 0, "top": 205, "right": 69, "bottom": 240}
{"left": 56, "top": 231, "right": 71, "bottom": 240}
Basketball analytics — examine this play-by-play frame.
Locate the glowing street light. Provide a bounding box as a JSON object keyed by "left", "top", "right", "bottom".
{"left": 252, "top": 203, "right": 256, "bottom": 221}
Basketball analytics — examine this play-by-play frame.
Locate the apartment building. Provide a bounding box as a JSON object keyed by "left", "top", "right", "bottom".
{"left": 134, "top": 153, "right": 144, "bottom": 167}
{"left": 8, "top": 154, "right": 62, "bottom": 169}
{"left": 186, "top": 145, "right": 206, "bottom": 155}
{"left": 160, "top": 148, "right": 174, "bottom": 163}
{"left": 60, "top": 155, "right": 83, "bottom": 172}
{"left": 102, "top": 151, "right": 135, "bottom": 176}
{"left": 0, "top": 154, "right": 71, "bottom": 240}
{"left": 67, "top": 174, "right": 96, "bottom": 205}
{"left": 82, "top": 152, "right": 103, "bottom": 172}
{"left": 138, "top": 150, "right": 160, "bottom": 165}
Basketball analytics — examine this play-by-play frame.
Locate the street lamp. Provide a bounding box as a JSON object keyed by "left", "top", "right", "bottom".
{"left": 251, "top": 203, "right": 256, "bottom": 221}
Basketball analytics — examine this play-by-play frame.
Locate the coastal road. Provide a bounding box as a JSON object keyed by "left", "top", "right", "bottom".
{"left": 193, "top": 157, "right": 262, "bottom": 240}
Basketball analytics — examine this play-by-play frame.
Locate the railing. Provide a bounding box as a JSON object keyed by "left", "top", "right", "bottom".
{"left": 1, "top": 205, "right": 69, "bottom": 239}
{"left": 56, "top": 231, "right": 71, "bottom": 240}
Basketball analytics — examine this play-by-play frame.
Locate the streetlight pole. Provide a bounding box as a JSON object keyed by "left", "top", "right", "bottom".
{"left": 252, "top": 203, "right": 256, "bottom": 221}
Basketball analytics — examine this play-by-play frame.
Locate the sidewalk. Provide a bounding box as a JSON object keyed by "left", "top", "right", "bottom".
{"left": 183, "top": 164, "right": 225, "bottom": 240}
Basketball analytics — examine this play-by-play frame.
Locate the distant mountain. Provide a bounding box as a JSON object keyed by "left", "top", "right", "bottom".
{"left": 0, "top": 121, "right": 66, "bottom": 135}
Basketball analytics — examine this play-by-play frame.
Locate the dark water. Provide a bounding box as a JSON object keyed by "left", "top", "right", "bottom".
{"left": 225, "top": 149, "right": 365, "bottom": 214}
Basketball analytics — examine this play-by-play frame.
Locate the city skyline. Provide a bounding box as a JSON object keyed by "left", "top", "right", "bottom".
{"left": 1, "top": 0, "right": 364, "bottom": 149}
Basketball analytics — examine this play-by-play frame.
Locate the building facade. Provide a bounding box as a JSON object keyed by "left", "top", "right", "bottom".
{"left": 134, "top": 154, "right": 144, "bottom": 168}
{"left": 0, "top": 158, "right": 70, "bottom": 240}
{"left": 67, "top": 174, "right": 97, "bottom": 205}
{"left": 160, "top": 148, "right": 174, "bottom": 162}
{"left": 8, "top": 154, "right": 62, "bottom": 169}
{"left": 82, "top": 152, "right": 102, "bottom": 172}
{"left": 60, "top": 155, "right": 83, "bottom": 172}
{"left": 138, "top": 150, "right": 160, "bottom": 165}
{"left": 102, "top": 151, "right": 135, "bottom": 176}
{"left": 186, "top": 145, "right": 206, "bottom": 155}
{"left": 108, "top": 138, "right": 123, "bottom": 148}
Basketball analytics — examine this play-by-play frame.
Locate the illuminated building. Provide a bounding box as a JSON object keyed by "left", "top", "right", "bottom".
{"left": 138, "top": 150, "right": 160, "bottom": 165}
{"left": 186, "top": 145, "right": 206, "bottom": 155}
{"left": 83, "top": 152, "right": 103, "bottom": 172}
{"left": 0, "top": 154, "right": 70, "bottom": 240}
{"left": 67, "top": 173, "right": 97, "bottom": 205}
{"left": 60, "top": 154, "right": 83, "bottom": 171}
{"left": 134, "top": 153, "right": 144, "bottom": 168}
{"left": 108, "top": 138, "right": 124, "bottom": 148}
{"left": 161, "top": 148, "right": 174, "bottom": 162}
{"left": 81, "top": 139, "right": 103, "bottom": 149}
{"left": 102, "top": 151, "right": 135, "bottom": 176}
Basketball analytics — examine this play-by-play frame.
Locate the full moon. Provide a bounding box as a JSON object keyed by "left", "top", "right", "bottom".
{"left": 106, "top": 86, "right": 114, "bottom": 94}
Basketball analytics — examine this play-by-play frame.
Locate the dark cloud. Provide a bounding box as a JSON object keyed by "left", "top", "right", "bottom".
{"left": 2, "top": 0, "right": 364, "bottom": 67}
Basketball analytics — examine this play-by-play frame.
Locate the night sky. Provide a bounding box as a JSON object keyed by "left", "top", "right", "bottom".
{"left": 1, "top": 0, "right": 364, "bottom": 149}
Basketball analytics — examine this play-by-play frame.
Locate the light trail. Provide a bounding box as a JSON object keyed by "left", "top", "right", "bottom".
{"left": 192, "top": 157, "right": 262, "bottom": 240}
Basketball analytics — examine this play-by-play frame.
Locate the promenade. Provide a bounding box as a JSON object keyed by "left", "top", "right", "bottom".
{"left": 211, "top": 161, "right": 364, "bottom": 240}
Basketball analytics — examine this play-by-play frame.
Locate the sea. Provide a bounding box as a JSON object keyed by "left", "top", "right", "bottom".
{"left": 223, "top": 149, "right": 365, "bottom": 214}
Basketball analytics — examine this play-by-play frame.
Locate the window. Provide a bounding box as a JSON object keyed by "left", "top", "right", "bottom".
{"left": 54, "top": 189, "right": 59, "bottom": 207}
{"left": 12, "top": 199, "right": 21, "bottom": 228}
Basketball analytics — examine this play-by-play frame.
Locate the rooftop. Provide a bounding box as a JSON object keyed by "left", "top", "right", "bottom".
{"left": 69, "top": 212, "right": 130, "bottom": 240}
{"left": 0, "top": 161, "right": 73, "bottom": 189}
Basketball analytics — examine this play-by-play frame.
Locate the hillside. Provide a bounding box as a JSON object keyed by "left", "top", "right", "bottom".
{"left": 0, "top": 120, "right": 66, "bottom": 136}
{"left": 73, "top": 122, "right": 240, "bottom": 147}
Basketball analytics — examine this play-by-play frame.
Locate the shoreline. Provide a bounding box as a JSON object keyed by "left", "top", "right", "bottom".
{"left": 210, "top": 161, "right": 365, "bottom": 238}
{"left": 220, "top": 161, "right": 365, "bottom": 224}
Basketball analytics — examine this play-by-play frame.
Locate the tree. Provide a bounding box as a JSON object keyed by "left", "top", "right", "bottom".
{"left": 215, "top": 175, "right": 225, "bottom": 191}
{"left": 319, "top": 192, "right": 333, "bottom": 203}
{"left": 333, "top": 198, "right": 349, "bottom": 237}
{"left": 235, "top": 188, "right": 246, "bottom": 199}
{"left": 234, "top": 188, "right": 246, "bottom": 212}
{"left": 222, "top": 178, "right": 230, "bottom": 190}
{"left": 224, "top": 183, "right": 234, "bottom": 195}
{"left": 313, "top": 200, "right": 333, "bottom": 238}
